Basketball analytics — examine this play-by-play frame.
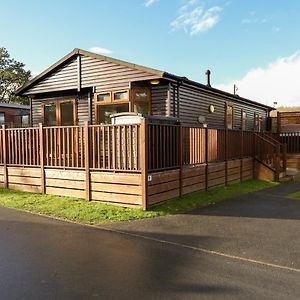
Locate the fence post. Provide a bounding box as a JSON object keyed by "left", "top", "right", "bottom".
{"left": 282, "top": 143, "right": 287, "bottom": 173}
{"left": 179, "top": 125, "right": 183, "bottom": 197}
{"left": 205, "top": 127, "right": 208, "bottom": 190}
{"left": 275, "top": 144, "right": 280, "bottom": 181}
{"left": 240, "top": 130, "right": 244, "bottom": 182}
{"left": 140, "top": 118, "right": 148, "bottom": 210}
{"left": 84, "top": 121, "right": 91, "bottom": 201}
{"left": 253, "top": 132, "right": 256, "bottom": 179}
{"left": 39, "top": 123, "right": 45, "bottom": 194}
{"left": 2, "top": 125, "right": 8, "bottom": 188}
{"left": 225, "top": 128, "right": 228, "bottom": 186}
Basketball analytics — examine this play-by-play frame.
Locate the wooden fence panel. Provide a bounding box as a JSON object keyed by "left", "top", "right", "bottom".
{"left": 6, "top": 127, "right": 40, "bottom": 167}
{"left": 280, "top": 132, "right": 300, "bottom": 153}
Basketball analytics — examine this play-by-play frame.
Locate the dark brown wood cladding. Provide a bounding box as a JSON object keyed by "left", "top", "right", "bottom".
{"left": 81, "top": 55, "right": 160, "bottom": 92}
{"left": 25, "top": 51, "right": 270, "bottom": 129}
{"left": 26, "top": 58, "right": 78, "bottom": 94}
{"left": 176, "top": 83, "right": 268, "bottom": 130}
{"left": 151, "top": 84, "right": 169, "bottom": 116}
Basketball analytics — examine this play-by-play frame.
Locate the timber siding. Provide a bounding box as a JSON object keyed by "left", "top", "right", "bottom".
{"left": 81, "top": 56, "right": 159, "bottom": 92}
{"left": 27, "top": 58, "right": 78, "bottom": 94}
{"left": 18, "top": 48, "right": 272, "bottom": 128}
{"left": 176, "top": 82, "right": 268, "bottom": 130}
{"left": 151, "top": 84, "right": 169, "bottom": 116}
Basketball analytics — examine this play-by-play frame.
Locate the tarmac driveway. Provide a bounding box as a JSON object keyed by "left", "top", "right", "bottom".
{"left": 0, "top": 181, "right": 300, "bottom": 299}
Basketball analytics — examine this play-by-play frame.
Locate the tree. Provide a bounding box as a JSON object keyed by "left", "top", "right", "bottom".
{"left": 0, "top": 47, "right": 31, "bottom": 104}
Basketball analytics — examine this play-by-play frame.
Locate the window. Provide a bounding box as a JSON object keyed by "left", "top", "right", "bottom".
{"left": 254, "top": 113, "right": 262, "bottom": 132}
{"left": 113, "top": 90, "right": 129, "bottom": 102}
{"left": 241, "top": 111, "right": 247, "bottom": 130}
{"left": 0, "top": 113, "right": 5, "bottom": 125}
{"left": 226, "top": 105, "right": 234, "bottom": 129}
{"left": 97, "top": 103, "right": 129, "bottom": 124}
{"left": 44, "top": 103, "right": 57, "bottom": 126}
{"left": 132, "top": 88, "right": 150, "bottom": 115}
{"left": 96, "top": 92, "right": 111, "bottom": 102}
{"left": 21, "top": 115, "right": 29, "bottom": 126}
{"left": 94, "top": 88, "right": 150, "bottom": 124}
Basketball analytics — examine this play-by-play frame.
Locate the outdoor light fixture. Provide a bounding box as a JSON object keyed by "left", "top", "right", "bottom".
{"left": 209, "top": 105, "right": 215, "bottom": 113}
{"left": 150, "top": 79, "right": 160, "bottom": 85}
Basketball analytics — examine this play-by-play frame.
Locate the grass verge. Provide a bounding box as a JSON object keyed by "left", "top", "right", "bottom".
{"left": 0, "top": 179, "right": 276, "bottom": 225}
{"left": 287, "top": 191, "right": 300, "bottom": 200}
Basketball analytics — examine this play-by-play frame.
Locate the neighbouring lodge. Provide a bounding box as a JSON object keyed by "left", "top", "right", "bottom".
{"left": 16, "top": 48, "right": 273, "bottom": 131}
{"left": 0, "top": 48, "right": 290, "bottom": 209}
{"left": 0, "top": 103, "right": 30, "bottom": 127}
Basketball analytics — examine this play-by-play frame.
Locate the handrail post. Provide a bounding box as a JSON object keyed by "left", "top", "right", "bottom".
{"left": 275, "top": 143, "right": 280, "bottom": 181}
{"left": 205, "top": 127, "right": 208, "bottom": 190}
{"left": 179, "top": 125, "right": 183, "bottom": 197}
{"left": 282, "top": 143, "right": 287, "bottom": 173}
{"left": 39, "top": 123, "right": 45, "bottom": 194}
{"left": 240, "top": 130, "right": 243, "bottom": 182}
{"left": 141, "top": 118, "right": 148, "bottom": 210}
{"left": 253, "top": 132, "right": 256, "bottom": 179}
{"left": 84, "top": 121, "right": 91, "bottom": 201}
{"left": 2, "top": 125, "right": 8, "bottom": 188}
{"left": 225, "top": 128, "right": 228, "bottom": 186}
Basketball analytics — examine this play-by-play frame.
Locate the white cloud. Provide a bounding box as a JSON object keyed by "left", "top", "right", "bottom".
{"left": 215, "top": 51, "right": 300, "bottom": 107}
{"left": 170, "top": 1, "right": 222, "bottom": 35}
{"left": 30, "top": 71, "right": 41, "bottom": 79}
{"left": 89, "top": 47, "right": 113, "bottom": 55}
{"left": 144, "top": 0, "right": 159, "bottom": 7}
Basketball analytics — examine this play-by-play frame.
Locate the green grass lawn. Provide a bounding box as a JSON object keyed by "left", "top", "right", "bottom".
{"left": 0, "top": 179, "right": 276, "bottom": 225}
{"left": 287, "top": 191, "right": 300, "bottom": 200}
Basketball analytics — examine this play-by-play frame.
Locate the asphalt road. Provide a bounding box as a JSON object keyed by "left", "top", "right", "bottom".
{"left": 0, "top": 182, "right": 300, "bottom": 300}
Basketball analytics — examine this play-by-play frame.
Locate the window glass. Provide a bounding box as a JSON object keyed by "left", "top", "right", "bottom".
{"left": 97, "top": 93, "right": 110, "bottom": 102}
{"left": 134, "top": 102, "right": 149, "bottom": 115}
{"left": 113, "top": 91, "right": 128, "bottom": 101}
{"left": 254, "top": 113, "right": 261, "bottom": 131}
{"left": 44, "top": 104, "right": 56, "bottom": 126}
{"left": 242, "top": 111, "right": 247, "bottom": 130}
{"left": 226, "top": 105, "right": 233, "bottom": 129}
{"left": 0, "top": 113, "right": 5, "bottom": 125}
{"left": 21, "top": 115, "right": 29, "bottom": 126}
{"left": 134, "top": 91, "right": 148, "bottom": 101}
{"left": 97, "top": 103, "right": 129, "bottom": 124}
{"left": 60, "top": 102, "right": 74, "bottom": 126}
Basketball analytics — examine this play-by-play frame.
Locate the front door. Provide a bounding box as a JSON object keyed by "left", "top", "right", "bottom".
{"left": 43, "top": 100, "right": 76, "bottom": 126}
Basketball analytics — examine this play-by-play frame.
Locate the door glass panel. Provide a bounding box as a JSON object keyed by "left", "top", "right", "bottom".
{"left": 97, "top": 104, "right": 129, "bottom": 124}
{"left": 44, "top": 104, "right": 56, "bottom": 126}
{"left": 61, "top": 102, "right": 74, "bottom": 126}
{"left": 134, "top": 91, "right": 148, "bottom": 100}
{"left": 134, "top": 102, "right": 149, "bottom": 115}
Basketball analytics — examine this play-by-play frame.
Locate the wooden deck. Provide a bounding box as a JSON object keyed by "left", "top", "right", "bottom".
{"left": 0, "top": 122, "right": 287, "bottom": 209}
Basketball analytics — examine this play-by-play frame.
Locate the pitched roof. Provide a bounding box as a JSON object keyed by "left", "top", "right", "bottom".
{"left": 15, "top": 48, "right": 273, "bottom": 110}
{"left": 15, "top": 48, "right": 164, "bottom": 96}
{"left": 0, "top": 102, "right": 30, "bottom": 110}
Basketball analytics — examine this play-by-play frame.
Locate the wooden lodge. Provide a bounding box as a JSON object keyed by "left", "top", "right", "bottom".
{"left": 0, "top": 103, "right": 30, "bottom": 128}
{"left": 0, "top": 49, "right": 291, "bottom": 209}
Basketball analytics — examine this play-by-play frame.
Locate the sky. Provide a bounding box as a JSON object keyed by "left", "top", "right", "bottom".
{"left": 1, "top": 0, "right": 300, "bottom": 107}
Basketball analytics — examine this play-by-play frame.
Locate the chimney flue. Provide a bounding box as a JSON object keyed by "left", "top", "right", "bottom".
{"left": 205, "top": 69, "right": 211, "bottom": 87}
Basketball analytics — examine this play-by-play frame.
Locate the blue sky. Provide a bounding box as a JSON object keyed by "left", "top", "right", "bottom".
{"left": 1, "top": 0, "right": 300, "bottom": 106}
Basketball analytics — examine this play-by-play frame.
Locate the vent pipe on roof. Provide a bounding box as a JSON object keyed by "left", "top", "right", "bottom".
{"left": 205, "top": 70, "right": 211, "bottom": 87}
